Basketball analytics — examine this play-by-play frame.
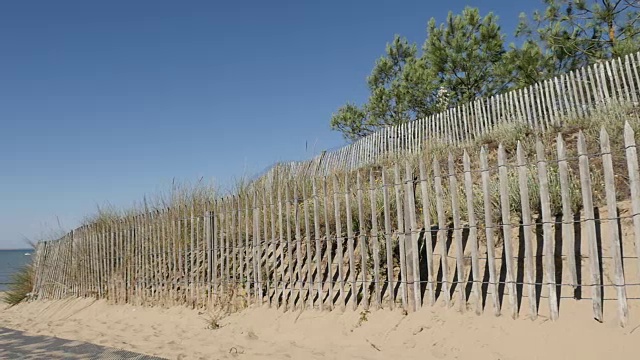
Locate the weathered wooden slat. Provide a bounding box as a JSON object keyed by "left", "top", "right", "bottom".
{"left": 534, "top": 83, "right": 546, "bottom": 131}
{"left": 369, "top": 169, "right": 382, "bottom": 308}
{"left": 447, "top": 153, "right": 467, "bottom": 311}
{"left": 267, "top": 190, "right": 276, "bottom": 306}
{"left": 624, "top": 122, "right": 640, "bottom": 292}
{"left": 94, "top": 224, "right": 101, "bottom": 299}
{"left": 254, "top": 193, "right": 264, "bottom": 303}
{"left": 462, "top": 102, "right": 470, "bottom": 141}
{"left": 323, "top": 177, "right": 333, "bottom": 310}
{"left": 569, "top": 71, "right": 582, "bottom": 118}
{"left": 536, "top": 141, "right": 559, "bottom": 320}
{"left": 508, "top": 90, "right": 515, "bottom": 123}
{"left": 189, "top": 207, "right": 197, "bottom": 307}
{"left": 148, "top": 211, "right": 155, "bottom": 305}
{"left": 118, "top": 219, "right": 124, "bottom": 304}
{"left": 553, "top": 76, "right": 563, "bottom": 119}
{"left": 451, "top": 108, "right": 460, "bottom": 145}
{"left": 433, "top": 158, "right": 450, "bottom": 306}
{"left": 344, "top": 175, "right": 358, "bottom": 310}
{"left": 556, "top": 134, "right": 578, "bottom": 290}
{"left": 236, "top": 197, "right": 244, "bottom": 305}
{"left": 599, "top": 62, "right": 611, "bottom": 102}
{"left": 497, "top": 145, "right": 518, "bottom": 319}
{"left": 219, "top": 201, "right": 226, "bottom": 293}
{"left": 631, "top": 54, "right": 640, "bottom": 102}
{"left": 154, "top": 213, "right": 161, "bottom": 305}
{"left": 605, "top": 60, "right": 618, "bottom": 102}
{"left": 516, "top": 142, "right": 538, "bottom": 320}
{"left": 568, "top": 73, "right": 580, "bottom": 115}
{"left": 43, "top": 241, "right": 52, "bottom": 298}
{"left": 576, "top": 69, "right": 588, "bottom": 115}
{"left": 312, "top": 178, "right": 324, "bottom": 310}
{"left": 404, "top": 162, "right": 421, "bottom": 310}
{"left": 516, "top": 88, "right": 526, "bottom": 123}
{"left": 523, "top": 88, "right": 533, "bottom": 128}
{"left": 197, "top": 209, "right": 204, "bottom": 307}
{"left": 148, "top": 217, "right": 158, "bottom": 305}
{"left": 332, "top": 175, "right": 347, "bottom": 309}
{"left": 211, "top": 203, "right": 219, "bottom": 302}
{"left": 544, "top": 80, "right": 556, "bottom": 126}
{"left": 462, "top": 150, "right": 481, "bottom": 314}
{"left": 577, "top": 131, "right": 603, "bottom": 321}
{"left": 262, "top": 190, "right": 273, "bottom": 307}
{"left": 617, "top": 57, "right": 631, "bottom": 103}
{"left": 480, "top": 147, "right": 500, "bottom": 315}
{"left": 584, "top": 66, "right": 596, "bottom": 108}
{"left": 357, "top": 171, "right": 369, "bottom": 309}
{"left": 588, "top": 65, "right": 601, "bottom": 105}
{"left": 394, "top": 164, "right": 409, "bottom": 309}
{"left": 244, "top": 197, "right": 252, "bottom": 301}
{"left": 292, "top": 184, "right": 303, "bottom": 309}
{"left": 273, "top": 185, "right": 283, "bottom": 308}
{"left": 560, "top": 75, "right": 571, "bottom": 119}
{"left": 382, "top": 170, "right": 395, "bottom": 309}
{"left": 284, "top": 184, "right": 294, "bottom": 309}
{"left": 479, "top": 99, "right": 489, "bottom": 134}
{"left": 204, "top": 209, "right": 211, "bottom": 308}
{"left": 303, "top": 182, "right": 314, "bottom": 308}
{"left": 600, "top": 127, "right": 629, "bottom": 327}
{"left": 160, "top": 209, "right": 169, "bottom": 306}
{"left": 624, "top": 55, "right": 638, "bottom": 104}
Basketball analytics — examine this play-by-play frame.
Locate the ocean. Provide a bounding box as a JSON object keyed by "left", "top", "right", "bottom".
{"left": 0, "top": 249, "right": 34, "bottom": 292}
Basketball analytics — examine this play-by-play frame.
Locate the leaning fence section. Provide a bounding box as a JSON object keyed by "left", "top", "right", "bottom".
{"left": 257, "top": 52, "right": 640, "bottom": 181}
{"left": 32, "top": 122, "right": 640, "bottom": 326}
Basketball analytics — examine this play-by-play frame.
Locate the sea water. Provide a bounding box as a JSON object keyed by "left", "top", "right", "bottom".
{"left": 0, "top": 249, "right": 34, "bottom": 292}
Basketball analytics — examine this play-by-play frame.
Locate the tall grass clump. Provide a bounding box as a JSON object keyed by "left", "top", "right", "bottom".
{"left": 2, "top": 264, "right": 35, "bottom": 306}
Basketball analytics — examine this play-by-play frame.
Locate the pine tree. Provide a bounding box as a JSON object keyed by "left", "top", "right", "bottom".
{"left": 330, "top": 36, "right": 438, "bottom": 141}
{"left": 422, "top": 7, "right": 508, "bottom": 105}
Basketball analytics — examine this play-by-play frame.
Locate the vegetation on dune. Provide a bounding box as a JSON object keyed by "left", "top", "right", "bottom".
{"left": 2, "top": 264, "right": 35, "bottom": 306}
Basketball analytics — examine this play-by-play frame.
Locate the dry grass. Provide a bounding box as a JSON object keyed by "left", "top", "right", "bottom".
{"left": 2, "top": 265, "right": 35, "bottom": 306}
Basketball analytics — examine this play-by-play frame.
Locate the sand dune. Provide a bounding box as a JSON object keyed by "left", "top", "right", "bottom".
{"left": 1, "top": 297, "right": 639, "bottom": 360}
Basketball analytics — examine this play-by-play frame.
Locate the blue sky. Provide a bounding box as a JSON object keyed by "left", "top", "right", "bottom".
{"left": 0, "top": 0, "right": 540, "bottom": 248}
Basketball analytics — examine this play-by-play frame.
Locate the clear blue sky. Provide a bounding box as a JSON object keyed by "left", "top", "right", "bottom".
{"left": 0, "top": 0, "right": 539, "bottom": 248}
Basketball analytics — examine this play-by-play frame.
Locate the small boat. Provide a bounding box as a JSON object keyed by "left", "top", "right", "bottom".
{"left": 24, "top": 253, "right": 31, "bottom": 256}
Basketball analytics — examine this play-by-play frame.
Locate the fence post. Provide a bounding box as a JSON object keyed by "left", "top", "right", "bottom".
{"left": 536, "top": 141, "right": 559, "bottom": 321}
{"left": 600, "top": 127, "right": 628, "bottom": 327}
{"left": 369, "top": 169, "right": 382, "bottom": 308}
{"left": 497, "top": 145, "right": 518, "bottom": 319}
{"left": 447, "top": 153, "right": 466, "bottom": 311}
{"left": 433, "top": 158, "right": 451, "bottom": 307}
{"left": 463, "top": 151, "right": 481, "bottom": 314}
{"left": 480, "top": 147, "right": 500, "bottom": 316}
{"left": 577, "top": 131, "right": 603, "bottom": 322}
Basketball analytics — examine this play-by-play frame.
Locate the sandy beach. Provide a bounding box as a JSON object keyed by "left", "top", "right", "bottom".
{"left": 1, "top": 297, "right": 639, "bottom": 360}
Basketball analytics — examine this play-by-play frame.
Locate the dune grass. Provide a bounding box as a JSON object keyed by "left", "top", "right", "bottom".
{"left": 2, "top": 264, "right": 35, "bottom": 306}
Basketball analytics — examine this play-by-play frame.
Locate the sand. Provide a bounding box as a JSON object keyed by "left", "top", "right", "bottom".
{"left": 1, "top": 297, "right": 639, "bottom": 360}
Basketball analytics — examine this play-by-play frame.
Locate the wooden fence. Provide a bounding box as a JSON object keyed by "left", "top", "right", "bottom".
{"left": 32, "top": 122, "right": 640, "bottom": 326}
{"left": 258, "top": 52, "right": 640, "bottom": 180}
